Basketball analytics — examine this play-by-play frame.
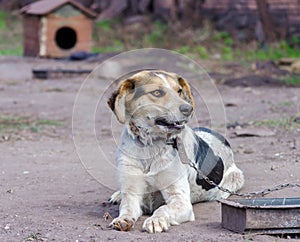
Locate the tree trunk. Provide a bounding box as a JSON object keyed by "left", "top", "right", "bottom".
{"left": 153, "top": 0, "right": 177, "bottom": 22}
{"left": 255, "top": 0, "right": 277, "bottom": 43}
{"left": 178, "top": 0, "right": 205, "bottom": 28}
{"left": 97, "top": 0, "right": 128, "bottom": 20}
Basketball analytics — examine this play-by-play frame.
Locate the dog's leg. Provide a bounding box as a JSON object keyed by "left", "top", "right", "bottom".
{"left": 109, "top": 190, "right": 121, "bottom": 205}
{"left": 142, "top": 180, "right": 194, "bottom": 233}
{"left": 109, "top": 167, "right": 145, "bottom": 231}
{"left": 215, "top": 164, "right": 244, "bottom": 200}
{"left": 110, "top": 192, "right": 143, "bottom": 231}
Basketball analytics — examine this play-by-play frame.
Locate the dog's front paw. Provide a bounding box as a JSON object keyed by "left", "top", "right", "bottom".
{"left": 109, "top": 216, "right": 135, "bottom": 231}
{"left": 142, "top": 216, "right": 169, "bottom": 233}
{"left": 109, "top": 191, "right": 121, "bottom": 205}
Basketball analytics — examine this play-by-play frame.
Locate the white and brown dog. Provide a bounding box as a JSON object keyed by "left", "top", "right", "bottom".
{"left": 107, "top": 70, "right": 244, "bottom": 233}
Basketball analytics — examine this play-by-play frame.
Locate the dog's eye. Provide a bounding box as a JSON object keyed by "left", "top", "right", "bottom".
{"left": 178, "top": 89, "right": 183, "bottom": 95}
{"left": 150, "top": 90, "right": 165, "bottom": 97}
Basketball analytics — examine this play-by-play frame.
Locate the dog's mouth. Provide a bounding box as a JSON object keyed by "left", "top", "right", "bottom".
{"left": 154, "top": 117, "right": 186, "bottom": 130}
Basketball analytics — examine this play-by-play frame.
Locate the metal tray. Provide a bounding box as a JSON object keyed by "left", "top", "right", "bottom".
{"left": 220, "top": 198, "right": 300, "bottom": 234}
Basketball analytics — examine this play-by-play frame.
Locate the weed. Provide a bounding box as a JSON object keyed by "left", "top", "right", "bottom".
{"left": 195, "top": 46, "right": 209, "bottom": 59}
{"left": 0, "top": 46, "right": 23, "bottom": 55}
{"left": 36, "top": 119, "right": 63, "bottom": 126}
{"left": 92, "top": 42, "right": 123, "bottom": 53}
{"left": 0, "top": 116, "right": 64, "bottom": 135}
{"left": 0, "top": 11, "right": 7, "bottom": 30}
{"left": 1, "top": 10, "right": 300, "bottom": 62}
{"left": 281, "top": 75, "right": 300, "bottom": 86}
{"left": 279, "top": 101, "right": 293, "bottom": 107}
{"left": 175, "top": 45, "right": 209, "bottom": 59}
{"left": 288, "top": 35, "right": 300, "bottom": 47}
{"left": 0, "top": 11, "right": 23, "bottom": 56}
{"left": 0, "top": 116, "right": 29, "bottom": 132}
{"left": 213, "top": 31, "right": 233, "bottom": 45}
{"left": 30, "top": 126, "right": 39, "bottom": 133}
{"left": 145, "top": 21, "right": 168, "bottom": 46}
{"left": 92, "top": 18, "right": 125, "bottom": 53}
{"left": 241, "top": 41, "right": 300, "bottom": 61}
{"left": 222, "top": 46, "right": 234, "bottom": 61}
{"left": 254, "top": 116, "right": 299, "bottom": 129}
{"left": 175, "top": 46, "right": 192, "bottom": 54}
{"left": 96, "top": 19, "right": 111, "bottom": 31}
{"left": 269, "top": 101, "right": 294, "bottom": 112}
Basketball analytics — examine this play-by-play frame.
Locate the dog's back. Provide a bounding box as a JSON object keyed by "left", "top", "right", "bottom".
{"left": 184, "top": 127, "right": 244, "bottom": 203}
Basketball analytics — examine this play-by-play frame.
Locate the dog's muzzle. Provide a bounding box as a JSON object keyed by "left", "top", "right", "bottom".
{"left": 154, "top": 117, "right": 186, "bottom": 130}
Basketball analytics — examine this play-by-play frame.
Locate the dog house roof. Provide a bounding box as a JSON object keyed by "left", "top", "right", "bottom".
{"left": 21, "top": 0, "right": 97, "bottom": 18}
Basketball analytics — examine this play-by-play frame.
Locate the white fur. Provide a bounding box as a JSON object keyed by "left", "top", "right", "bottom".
{"left": 110, "top": 126, "right": 244, "bottom": 233}
{"left": 154, "top": 73, "right": 171, "bottom": 88}
{"left": 109, "top": 70, "right": 244, "bottom": 233}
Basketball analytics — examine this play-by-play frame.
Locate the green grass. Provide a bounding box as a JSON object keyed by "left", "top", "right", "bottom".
{"left": 0, "top": 45, "right": 23, "bottom": 55}
{"left": 175, "top": 45, "right": 209, "bottom": 59}
{"left": 92, "top": 45, "right": 123, "bottom": 53}
{"left": 93, "top": 18, "right": 125, "bottom": 53}
{"left": 144, "top": 21, "right": 168, "bottom": 46}
{"left": 35, "top": 119, "right": 63, "bottom": 126}
{"left": 0, "top": 11, "right": 7, "bottom": 30}
{"left": 194, "top": 46, "right": 209, "bottom": 59}
{"left": 212, "top": 31, "right": 234, "bottom": 46}
{"left": 175, "top": 46, "right": 192, "bottom": 54}
{"left": 254, "top": 116, "right": 299, "bottom": 129}
{"left": 92, "top": 39, "right": 124, "bottom": 53}
{"left": 0, "top": 11, "right": 23, "bottom": 56}
{"left": 174, "top": 31, "right": 300, "bottom": 62}
{"left": 91, "top": 16, "right": 299, "bottom": 63}
{"left": 279, "top": 101, "right": 293, "bottom": 107}
{"left": 0, "top": 10, "right": 300, "bottom": 62}
{"left": 221, "top": 46, "right": 234, "bottom": 61}
{"left": 281, "top": 75, "right": 300, "bottom": 85}
{"left": 0, "top": 116, "right": 64, "bottom": 135}
{"left": 95, "top": 19, "right": 112, "bottom": 31}
{"left": 0, "top": 116, "right": 29, "bottom": 132}
{"left": 234, "top": 40, "right": 300, "bottom": 61}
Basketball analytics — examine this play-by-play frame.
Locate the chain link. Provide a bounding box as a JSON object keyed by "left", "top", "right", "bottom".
{"left": 171, "top": 136, "right": 300, "bottom": 198}
{"left": 188, "top": 161, "right": 300, "bottom": 198}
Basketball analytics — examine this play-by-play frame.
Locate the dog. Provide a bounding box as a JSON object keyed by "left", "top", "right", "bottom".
{"left": 107, "top": 70, "right": 244, "bottom": 233}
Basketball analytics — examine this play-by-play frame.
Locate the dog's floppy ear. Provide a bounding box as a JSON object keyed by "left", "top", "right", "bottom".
{"left": 177, "top": 76, "right": 195, "bottom": 108}
{"left": 108, "top": 79, "right": 135, "bottom": 124}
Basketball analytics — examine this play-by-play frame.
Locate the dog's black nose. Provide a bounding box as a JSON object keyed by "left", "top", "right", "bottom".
{"left": 179, "top": 104, "right": 193, "bottom": 116}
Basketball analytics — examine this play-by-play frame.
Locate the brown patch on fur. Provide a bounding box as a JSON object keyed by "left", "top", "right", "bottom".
{"left": 107, "top": 79, "right": 135, "bottom": 111}
{"left": 108, "top": 70, "right": 194, "bottom": 123}
{"left": 178, "top": 77, "right": 195, "bottom": 108}
{"left": 129, "top": 121, "right": 140, "bottom": 136}
{"left": 118, "top": 79, "right": 135, "bottom": 96}
{"left": 107, "top": 89, "right": 119, "bottom": 111}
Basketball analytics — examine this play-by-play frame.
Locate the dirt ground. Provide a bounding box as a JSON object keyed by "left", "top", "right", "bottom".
{"left": 0, "top": 56, "right": 299, "bottom": 242}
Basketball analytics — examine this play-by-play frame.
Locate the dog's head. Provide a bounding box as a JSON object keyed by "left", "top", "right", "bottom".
{"left": 108, "top": 70, "right": 194, "bottom": 141}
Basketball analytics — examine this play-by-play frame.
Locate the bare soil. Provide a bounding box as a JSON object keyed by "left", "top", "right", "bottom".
{"left": 0, "top": 56, "right": 299, "bottom": 242}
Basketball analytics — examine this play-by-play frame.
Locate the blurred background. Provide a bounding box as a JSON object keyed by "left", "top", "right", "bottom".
{"left": 0, "top": 0, "right": 299, "bottom": 63}
{"left": 0, "top": 2, "right": 300, "bottom": 241}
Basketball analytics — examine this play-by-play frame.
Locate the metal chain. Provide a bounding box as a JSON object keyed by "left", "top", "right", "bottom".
{"left": 188, "top": 161, "right": 300, "bottom": 198}
{"left": 171, "top": 136, "right": 300, "bottom": 198}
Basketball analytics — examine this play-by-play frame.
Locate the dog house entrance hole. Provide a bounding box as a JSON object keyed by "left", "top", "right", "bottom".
{"left": 55, "top": 27, "right": 77, "bottom": 50}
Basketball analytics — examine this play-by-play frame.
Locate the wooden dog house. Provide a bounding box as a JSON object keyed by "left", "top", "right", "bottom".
{"left": 21, "top": 0, "right": 97, "bottom": 58}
